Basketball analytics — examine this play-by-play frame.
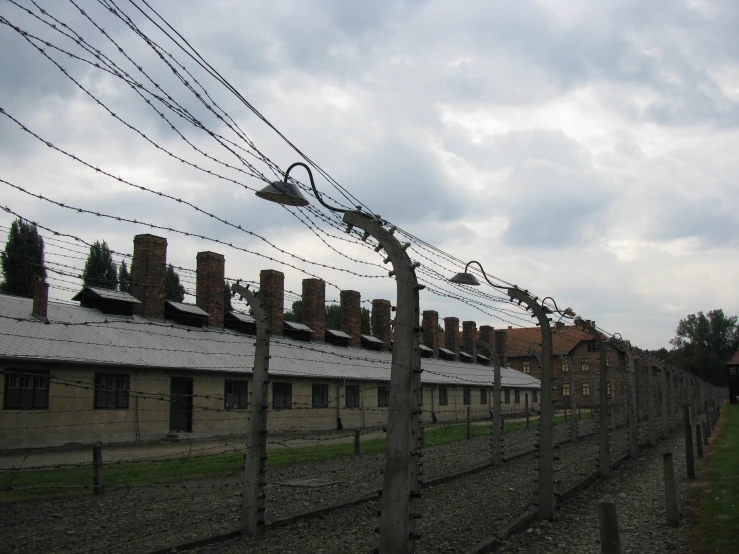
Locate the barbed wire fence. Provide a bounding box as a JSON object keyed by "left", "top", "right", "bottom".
{"left": 0, "top": 2, "right": 726, "bottom": 553}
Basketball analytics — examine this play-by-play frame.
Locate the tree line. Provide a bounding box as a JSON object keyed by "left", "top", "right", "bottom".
{"left": 1, "top": 218, "right": 736, "bottom": 384}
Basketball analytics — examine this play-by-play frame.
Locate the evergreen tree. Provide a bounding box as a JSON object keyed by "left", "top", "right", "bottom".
{"left": 284, "top": 300, "right": 303, "bottom": 323}
{"left": 326, "top": 304, "right": 341, "bottom": 330}
{"left": 165, "top": 264, "right": 186, "bottom": 302}
{"left": 83, "top": 241, "right": 118, "bottom": 290}
{"left": 0, "top": 218, "right": 47, "bottom": 297}
{"left": 361, "top": 306, "right": 371, "bottom": 335}
{"left": 223, "top": 279, "right": 233, "bottom": 313}
{"left": 118, "top": 260, "right": 132, "bottom": 293}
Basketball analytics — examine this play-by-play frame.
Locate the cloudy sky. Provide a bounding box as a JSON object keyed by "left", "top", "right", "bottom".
{"left": 1, "top": 0, "right": 738, "bottom": 349}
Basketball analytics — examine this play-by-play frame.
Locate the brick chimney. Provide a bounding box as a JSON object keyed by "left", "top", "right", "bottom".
{"left": 494, "top": 329, "right": 508, "bottom": 366}
{"left": 259, "top": 270, "right": 284, "bottom": 336}
{"left": 340, "top": 290, "right": 361, "bottom": 347}
{"left": 462, "top": 320, "right": 477, "bottom": 360}
{"left": 422, "top": 310, "right": 440, "bottom": 358}
{"left": 371, "top": 299, "right": 392, "bottom": 350}
{"left": 302, "top": 278, "right": 325, "bottom": 341}
{"left": 444, "top": 316, "right": 460, "bottom": 360}
{"left": 196, "top": 251, "right": 225, "bottom": 328}
{"left": 32, "top": 281, "right": 49, "bottom": 321}
{"left": 131, "top": 234, "right": 167, "bottom": 319}
{"left": 479, "top": 325, "right": 494, "bottom": 365}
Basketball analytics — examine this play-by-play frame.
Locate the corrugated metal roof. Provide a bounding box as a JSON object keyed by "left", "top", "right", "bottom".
{"left": 166, "top": 301, "right": 209, "bottom": 316}
{"left": 326, "top": 329, "right": 351, "bottom": 339}
{"left": 71, "top": 287, "right": 141, "bottom": 304}
{"left": 0, "top": 293, "right": 540, "bottom": 389}
{"left": 361, "top": 334, "right": 384, "bottom": 344}
{"left": 284, "top": 321, "right": 315, "bottom": 333}
{"left": 439, "top": 347, "right": 455, "bottom": 356}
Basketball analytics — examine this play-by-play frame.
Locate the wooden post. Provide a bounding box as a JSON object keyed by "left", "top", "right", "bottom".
{"left": 93, "top": 442, "right": 104, "bottom": 495}
{"left": 598, "top": 495, "right": 622, "bottom": 554}
{"left": 684, "top": 405, "right": 695, "bottom": 479}
{"left": 695, "top": 424, "right": 703, "bottom": 458}
{"left": 663, "top": 452, "right": 679, "bottom": 527}
{"left": 355, "top": 429, "right": 361, "bottom": 456}
{"left": 466, "top": 406, "right": 471, "bottom": 439}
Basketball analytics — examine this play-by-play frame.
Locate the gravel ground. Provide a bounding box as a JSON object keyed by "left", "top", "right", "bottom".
{"left": 0, "top": 411, "right": 705, "bottom": 554}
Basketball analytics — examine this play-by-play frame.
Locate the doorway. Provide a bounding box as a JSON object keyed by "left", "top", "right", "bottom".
{"left": 170, "top": 378, "right": 193, "bottom": 433}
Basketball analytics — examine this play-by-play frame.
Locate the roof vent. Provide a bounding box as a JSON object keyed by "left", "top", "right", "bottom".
{"left": 72, "top": 286, "right": 141, "bottom": 317}
{"left": 225, "top": 310, "right": 256, "bottom": 335}
{"left": 165, "top": 300, "right": 209, "bottom": 328}
{"left": 326, "top": 328, "right": 352, "bottom": 348}
{"left": 283, "top": 320, "right": 314, "bottom": 342}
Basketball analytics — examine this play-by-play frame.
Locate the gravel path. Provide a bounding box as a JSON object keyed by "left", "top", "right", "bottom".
{"left": 0, "top": 410, "right": 705, "bottom": 554}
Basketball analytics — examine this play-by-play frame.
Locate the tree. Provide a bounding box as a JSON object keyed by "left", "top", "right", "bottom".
{"left": 0, "top": 218, "right": 47, "bottom": 297}
{"left": 118, "top": 260, "right": 132, "bottom": 293}
{"left": 668, "top": 310, "right": 739, "bottom": 386}
{"left": 165, "top": 264, "right": 186, "bottom": 302}
{"left": 223, "top": 280, "right": 233, "bottom": 313}
{"left": 361, "top": 306, "right": 371, "bottom": 335}
{"left": 83, "top": 241, "right": 118, "bottom": 290}
{"left": 283, "top": 300, "right": 303, "bottom": 323}
{"left": 326, "top": 304, "right": 341, "bottom": 330}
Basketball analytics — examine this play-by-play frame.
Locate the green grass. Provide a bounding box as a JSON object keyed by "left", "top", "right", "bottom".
{"left": 0, "top": 410, "right": 592, "bottom": 503}
{"left": 697, "top": 404, "right": 739, "bottom": 553}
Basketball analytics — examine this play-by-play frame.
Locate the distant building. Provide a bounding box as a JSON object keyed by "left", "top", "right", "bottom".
{"left": 726, "top": 350, "right": 739, "bottom": 404}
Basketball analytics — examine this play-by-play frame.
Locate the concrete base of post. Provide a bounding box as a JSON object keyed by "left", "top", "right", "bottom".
{"left": 598, "top": 495, "right": 622, "bottom": 554}
{"left": 663, "top": 452, "right": 679, "bottom": 527}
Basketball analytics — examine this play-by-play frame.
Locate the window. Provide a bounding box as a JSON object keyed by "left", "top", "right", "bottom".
{"left": 504, "top": 389, "right": 510, "bottom": 404}
{"left": 581, "top": 358, "right": 590, "bottom": 372}
{"left": 606, "top": 356, "right": 610, "bottom": 367}
{"left": 582, "top": 382, "right": 591, "bottom": 397}
{"left": 562, "top": 383, "right": 570, "bottom": 396}
{"left": 562, "top": 360, "right": 570, "bottom": 372}
{"left": 346, "top": 385, "right": 360, "bottom": 409}
{"left": 378, "top": 386, "right": 390, "bottom": 408}
{"left": 273, "top": 382, "right": 292, "bottom": 410}
{"left": 224, "top": 380, "right": 248, "bottom": 410}
{"left": 439, "top": 387, "right": 448, "bottom": 406}
{"left": 522, "top": 361, "right": 530, "bottom": 374}
{"left": 514, "top": 390, "right": 520, "bottom": 404}
{"left": 463, "top": 387, "right": 471, "bottom": 405}
{"left": 533, "top": 390, "right": 538, "bottom": 403}
{"left": 480, "top": 389, "right": 488, "bottom": 404}
{"left": 587, "top": 342, "right": 599, "bottom": 352}
{"left": 94, "top": 374, "right": 129, "bottom": 410}
{"left": 4, "top": 371, "right": 49, "bottom": 410}
{"left": 607, "top": 382, "right": 612, "bottom": 399}
{"left": 312, "top": 384, "right": 329, "bottom": 408}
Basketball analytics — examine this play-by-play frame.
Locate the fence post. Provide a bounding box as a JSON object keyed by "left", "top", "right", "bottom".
{"left": 232, "top": 282, "right": 271, "bottom": 539}
{"left": 663, "top": 452, "right": 679, "bottom": 527}
{"left": 647, "top": 362, "right": 656, "bottom": 447}
{"left": 466, "top": 406, "right": 471, "bottom": 439}
{"left": 695, "top": 424, "right": 703, "bottom": 458}
{"left": 93, "top": 442, "right": 104, "bottom": 495}
{"left": 525, "top": 395, "right": 530, "bottom": 429}
{"left": 661, "top": 366, "right": 668, "bottom": 438}
{"left": 598, "top": 495, "right": 622, "bottom": 554}
{"left": 702, "top": 421, "right": 708, "bottom": 445}
{"left": 684, "top": 405, "right": 695, "bottom": 479}
{"left": 570, "top": 365, "right": 577, "bottom": 443}
{"left": 354, "top": 429, "right": 361, "bottom": 456}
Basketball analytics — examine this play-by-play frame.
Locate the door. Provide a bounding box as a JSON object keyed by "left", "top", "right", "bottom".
{"left": 170, "top": 378, "right": 193, "bottom": 433}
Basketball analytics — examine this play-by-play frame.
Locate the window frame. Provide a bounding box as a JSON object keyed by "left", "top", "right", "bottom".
{"left": 562, "top": 360, "right": 570, "bottom": 372}
{"left": 504, "top": 389, "right": 510, "bottom": 404}
{"left": 94, "top": 374, "right": 130, "bottom": 410}
{"left": 224, "top": 379, "right": 248, "bottom": 410}
{"left": 581, "top": 358, "right": 590, "bottom": 372}
{"left": 378, "top": 386, "right": 390, "bottom": 408}
{"left": 463, "top": 387, "right": 471, "bottom": 406}
{"left": 345, "top": 384, "right": 360, "bottom": 409}
{"left": 562, "top": 382, "right": 571, "bottom": 397}
{"left": 272, "top": 382, "right": 293, "bottom": 410}
{"left": 522, "top": 361, "right": 530, "bottom": 374}
{"left": 514, "top": 389, "right": 520, "bottom": 404}
{"left": 480, "top": 388, "right": 488, "bottom": 405}
{"left": 439, "top": 387, "right": 448, "bottom": 406}
{"left": 606, "top": 381, "right": 612, "bottom": 399}
{"left": 533, "top": 390, "right": 538, "bottom": 403}
{"left": 312, "top": 383, "right": 329, "bottom": 409}
{"left": 4, "top": 370, "right": 50, "bottom": 410}
{"left": 582, "top": 382, "right": 591, "bottom": 397}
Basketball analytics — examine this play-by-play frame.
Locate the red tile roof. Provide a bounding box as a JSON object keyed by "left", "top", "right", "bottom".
{"left": 506, "top": 325, "right": 593, "bottom": 357}
{"left": 727, "top": 350, "right": 739, "bottom": 366}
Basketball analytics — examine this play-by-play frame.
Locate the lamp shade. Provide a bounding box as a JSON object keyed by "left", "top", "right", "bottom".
{"left": 449, "top": 272, "right": 481, "bottom": 286}
{"left": 255, "top": 180, "right": 310, "bottom": 207}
